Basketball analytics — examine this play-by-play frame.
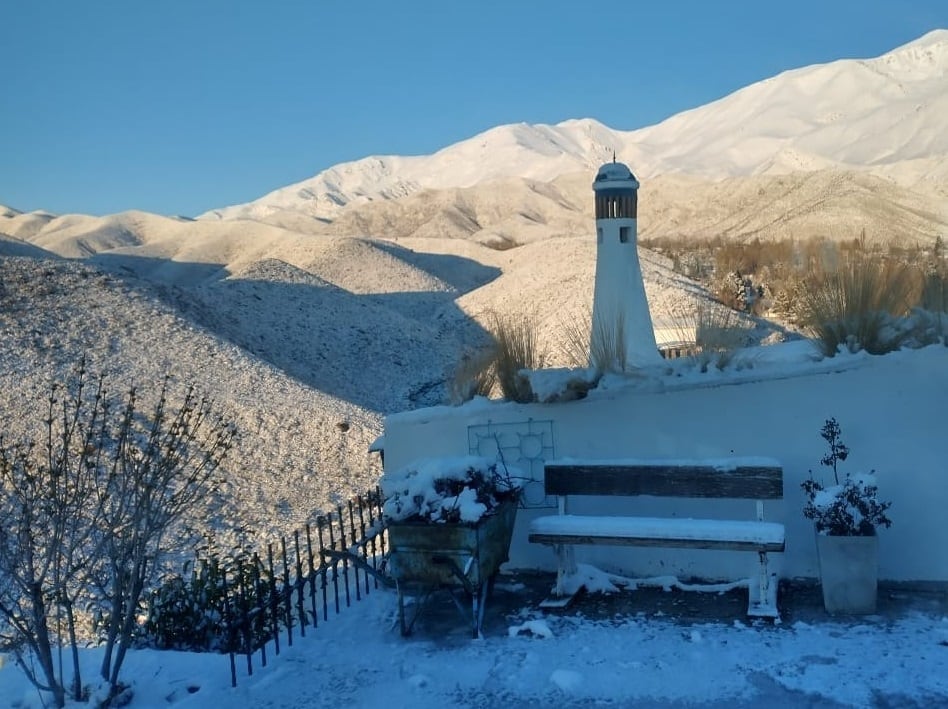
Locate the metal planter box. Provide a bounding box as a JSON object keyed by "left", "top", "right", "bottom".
{"left": 388, "top": 498, "right": 518, "bottom": 587}
{"left": 387, "top": 498, "right": 518, "bottom": 637}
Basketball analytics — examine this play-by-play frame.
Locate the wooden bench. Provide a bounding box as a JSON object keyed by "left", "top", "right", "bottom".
{"left": 527, "top": 458, "right": 785, "bottom": 617}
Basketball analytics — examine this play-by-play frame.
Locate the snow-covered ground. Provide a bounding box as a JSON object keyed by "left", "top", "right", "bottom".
{"left": 2, "top": 575, "right": 947, "bottom": 708}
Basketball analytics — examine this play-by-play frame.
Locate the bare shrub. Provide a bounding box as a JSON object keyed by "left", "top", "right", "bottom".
{"left": 488, "top": 309, "right": 545, "bottom": 403}
{"left": 448, "top": 348, "right": 496, "bottom": 404}
{"left": 642, "top": 236, "right": 714, "bottom": 280}
{"left": 913, "top": 264, "right": 948, "bottom": 345}
{"left": 449, "top": 311, "right": 546, "bottom": 404}
{"left": 558, "top": 305, "right": 593, "bottom": 368}
{"left": 558, "top": 304, "right": 649, "bottom": 374}
{"left": 0, "top": 360, "right": 234, "bottom": 706}
{"left": 563, "top": 301, "right": 664, "bottom": 374}
{"left": 798, "top": 253, "right": 921, "bottom": 357}
{"left": 589, "top": 308, "right": 629, "bottom": 374}
{"left": 919, "top": 269, "right": 948, "bottom": 313}
{"left": 669, "top": 305, "right": 755, "bottom": 371}
{"left": 715, "top": 239, "right": 760, "bottom": 276}
{"left": 483, "top": 236, "right": 520, "bottom": 251}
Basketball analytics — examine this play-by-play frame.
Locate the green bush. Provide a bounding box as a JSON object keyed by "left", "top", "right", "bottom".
{"left": 143, "top": 558, "right": 279, "bottom": 653}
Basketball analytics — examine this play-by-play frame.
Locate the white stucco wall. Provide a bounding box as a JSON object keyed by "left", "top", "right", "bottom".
{"left": 382, "top": 345, "right": 948, "bottom": 584}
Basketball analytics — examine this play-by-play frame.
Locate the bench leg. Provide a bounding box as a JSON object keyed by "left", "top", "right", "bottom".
{"left": 554, "top": 544, "right": 577, "bottom": 596}
{"left": 538, "top": 544, "right": 581, "bottom": 609}
{"left": 747, "top": 551, "right": 779, "bottom": 618}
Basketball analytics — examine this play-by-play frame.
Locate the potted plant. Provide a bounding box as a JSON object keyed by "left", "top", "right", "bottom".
{"left": 380, "top": 456, "right": 522, "bottom": 637}
{"left": 801, "top": 418, "right": 892, "bottom": 614}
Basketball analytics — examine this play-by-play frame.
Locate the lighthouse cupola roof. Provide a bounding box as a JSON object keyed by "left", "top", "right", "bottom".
{"left": 593, "top": 161, "right": 639, "bottom": 191}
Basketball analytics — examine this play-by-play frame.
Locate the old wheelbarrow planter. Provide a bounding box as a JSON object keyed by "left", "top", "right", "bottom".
{"left": 380, "top": 456, "right": 521, "bottom": 639}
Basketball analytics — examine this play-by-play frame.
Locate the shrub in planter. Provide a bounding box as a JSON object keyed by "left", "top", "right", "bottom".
{"left": 801, "top": 418, "right": 892, "bottom": 536}
{"left": 801, "top": 418, "right": 892, "bottom": 614}
{"left": 380, "top": 456, "right": 521, "bottom": 525}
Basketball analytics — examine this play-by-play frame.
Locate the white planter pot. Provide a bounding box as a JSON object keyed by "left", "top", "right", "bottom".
{"left": 815, "top": 533, "right": 878, "bottom": 614}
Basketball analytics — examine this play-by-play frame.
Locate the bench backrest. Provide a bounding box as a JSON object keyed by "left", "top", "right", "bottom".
{"left": 544, "top": 461, "right": 783, "bottom": 500}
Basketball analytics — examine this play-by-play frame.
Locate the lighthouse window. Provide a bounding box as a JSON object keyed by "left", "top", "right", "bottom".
{"left": 619, "top": 226, "right": 631, "bottom": 243}
{"left": 597, "top": 227, "right": 603, "bottom": 243}
{"left": 596, "top": 190, "right": 637, "bottom": 219}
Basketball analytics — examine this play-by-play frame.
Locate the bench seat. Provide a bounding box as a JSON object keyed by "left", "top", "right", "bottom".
{"left": 529, "top": 514, "right": 786, "bottom": 552}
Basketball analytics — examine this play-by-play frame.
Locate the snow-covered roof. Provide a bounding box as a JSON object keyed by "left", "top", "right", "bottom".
{"left": 593, "top": 161, "right": 639, "bottom": 190}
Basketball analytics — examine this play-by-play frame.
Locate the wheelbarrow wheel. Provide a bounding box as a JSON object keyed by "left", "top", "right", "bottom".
{"left": 471, "top": 573, "right": 501, "bottom": 639}
{"left": 397, "top": 583, "right": 410, "bottom": 637}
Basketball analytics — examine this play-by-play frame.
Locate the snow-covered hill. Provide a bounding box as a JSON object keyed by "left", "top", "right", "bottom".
{"left": 0, "top": 256, "right": 384, "bottom": 547}
{"left": 201, "top": 30, "right": 948, "bottom": 223}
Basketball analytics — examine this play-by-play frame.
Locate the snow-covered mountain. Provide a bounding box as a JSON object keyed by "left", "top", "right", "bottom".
{"left": 201, "top": 30, "right": 948, "bottom": 223}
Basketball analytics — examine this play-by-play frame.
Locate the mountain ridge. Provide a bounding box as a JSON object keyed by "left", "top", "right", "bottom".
{"left": 198, "top": 30, "right": 947, "bottom": 223}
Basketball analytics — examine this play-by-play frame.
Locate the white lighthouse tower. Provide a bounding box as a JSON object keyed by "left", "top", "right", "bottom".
{"left": 590, "top": 159, "right": 661, "bottom": 370}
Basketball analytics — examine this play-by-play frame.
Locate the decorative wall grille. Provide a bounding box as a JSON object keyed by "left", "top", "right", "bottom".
{"left": 468, "top": 419, "right": 556, "bottom": 509}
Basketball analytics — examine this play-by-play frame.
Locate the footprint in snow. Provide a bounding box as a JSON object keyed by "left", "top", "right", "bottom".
{"left": 550, "top": 668, "right": 584, "bottom": 693}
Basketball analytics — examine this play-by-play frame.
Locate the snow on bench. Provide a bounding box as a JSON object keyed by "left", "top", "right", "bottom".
{"left": 528, "top": 515, "right": 786, "bottom": 550}
{"left": 528, "top": 458, "right": 785, "bottom": 617}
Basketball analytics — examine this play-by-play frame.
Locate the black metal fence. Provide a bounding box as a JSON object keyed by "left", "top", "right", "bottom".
{"left": 220, "top": 487, "right": 390, "bottom": 687}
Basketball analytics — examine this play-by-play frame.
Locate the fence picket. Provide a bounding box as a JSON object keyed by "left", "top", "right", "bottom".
{"left": 281, "top": 537, "right": 293, "bottom": 647}
{"left": 267, "top": 544, "right": 280, "bottom": 656}
{"left": 317, "top": 516, "right": 329, "bottom": 621}
{"left": 356, "top": 496, "right": 370, "bottom": 596}
{"left": 337, "top": 505, "right": 352, "bottom": 607}
{"left": 365, "top": 490, "right": 380, "bottom": 589}
{"left": 294, "top": 531, "right": 306, "bottom": 637}
{"left": 305, "top": 524, "right": 318, "bottom": 628}
{"left": 347, "top": 500, "right": 363, "bottom": 601}
{"left": 235, "top": 562, "right": 253, "bottom": 677}
{"left": 252, "top": 554, "right": 267, "bottom": 668}
{"left": 327, "top": 515, "right": 340, "bottom": 614}
{"left": 223, "top": 571, "right": 238, "bottom": 688}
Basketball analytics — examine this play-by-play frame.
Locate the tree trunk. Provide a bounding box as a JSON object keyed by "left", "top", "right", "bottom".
{"left": 29, "top": 582, "right": 65, "bottom": 708}
{"left": 99, "top": 569, "right": 125, "bottom": 682}
{"left": 64, "top": 598, "right": 83, "bottom": 701}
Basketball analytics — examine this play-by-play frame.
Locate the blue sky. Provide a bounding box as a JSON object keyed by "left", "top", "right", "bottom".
{"left": 2, "top": 1, "right": 944, "bottom": 217}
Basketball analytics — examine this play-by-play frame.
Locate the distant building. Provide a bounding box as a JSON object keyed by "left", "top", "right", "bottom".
{"left": 590, "top": 160, "right": 661, "bottom": 369}
{"left": 652, "top": 317, "right": 697, "bottom": 359}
